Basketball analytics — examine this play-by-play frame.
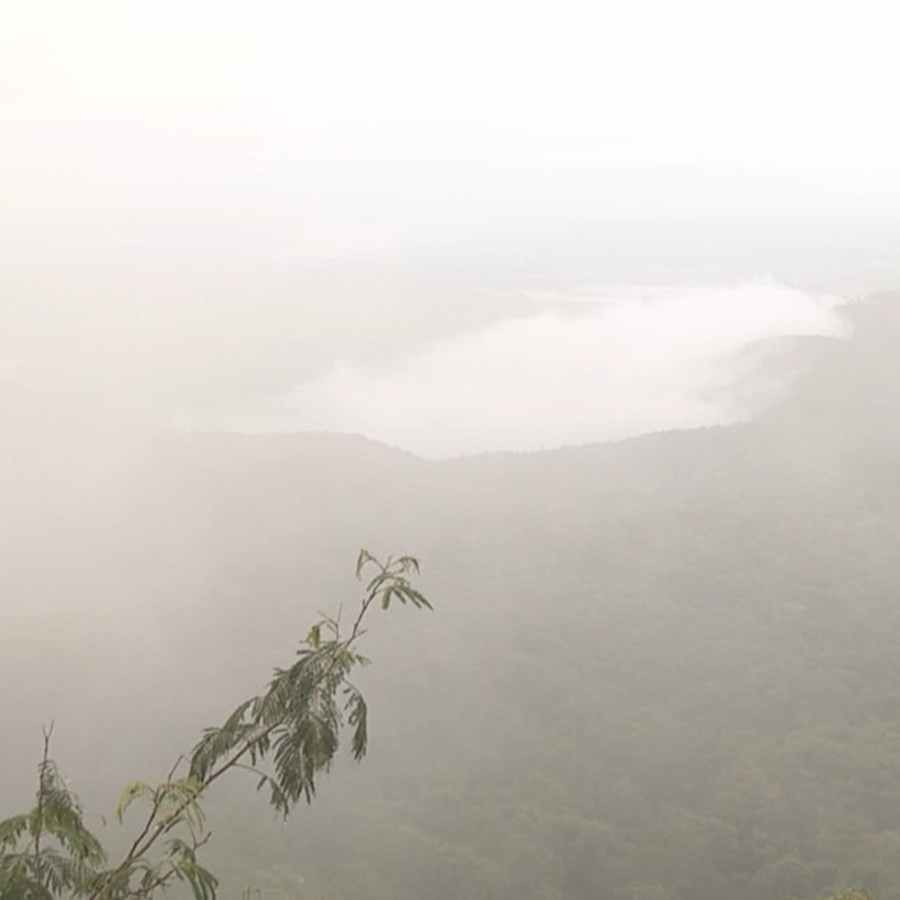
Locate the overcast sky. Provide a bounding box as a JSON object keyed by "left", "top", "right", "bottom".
{"left": 6, "top": 0, "right": 900, "bottom": 252}
{"left": 6, "top": 2, "right": 900, "bottom": 171}
{"left": 2, "top": 1, "right": 898, "bottom": 454}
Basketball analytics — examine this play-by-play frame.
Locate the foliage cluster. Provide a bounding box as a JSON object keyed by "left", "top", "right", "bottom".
{"left": 0, "top": 552, "right": 429, "bottom": 900}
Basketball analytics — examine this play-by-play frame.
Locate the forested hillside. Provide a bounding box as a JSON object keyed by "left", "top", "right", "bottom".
{"left": 4, "top": 295, "right": 900, "bottom": 900}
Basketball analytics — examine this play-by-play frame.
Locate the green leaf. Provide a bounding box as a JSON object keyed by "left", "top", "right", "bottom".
{"left": 355, "top": 548, "right": 375, "bottom": 578}
{"left": 115, "top": 782, "right": 154, "bottom": 824}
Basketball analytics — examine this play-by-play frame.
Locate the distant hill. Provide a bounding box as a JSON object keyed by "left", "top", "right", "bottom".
{"left": 4, "top": 294, "right": 900, "bottom": 900}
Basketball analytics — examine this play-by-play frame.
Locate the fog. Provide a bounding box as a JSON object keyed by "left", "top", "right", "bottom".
{"left": 5, "top": 2, "right": 900, "bottom": 445}
{"left": 233, "top": 281, "right": 850, "bottom": 456}
{"left": 6, "top": 4, "right": 900, "bottom": 900}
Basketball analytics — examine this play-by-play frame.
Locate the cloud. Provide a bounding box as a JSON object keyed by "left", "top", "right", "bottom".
{"left": 235, "top": 282, "right": 851, "bottom": 458}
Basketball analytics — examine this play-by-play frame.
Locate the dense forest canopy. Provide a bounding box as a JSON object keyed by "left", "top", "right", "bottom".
{"left": 4, "top": 294, "right": 900, "bottom": 899}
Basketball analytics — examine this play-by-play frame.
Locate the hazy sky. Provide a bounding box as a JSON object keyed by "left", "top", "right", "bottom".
{"left": 2, "top": 1, "right": 897, "bottom": 454}
{"left": 6, "top": 2, "right": 900, "bottom": 170}
{"left": 6, "top": 0, "right": 900, "bottom": 256}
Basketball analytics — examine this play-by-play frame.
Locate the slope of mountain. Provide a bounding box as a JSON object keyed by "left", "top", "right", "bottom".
{"left": 3, "top": 294, "right": 900, "bottom": 900}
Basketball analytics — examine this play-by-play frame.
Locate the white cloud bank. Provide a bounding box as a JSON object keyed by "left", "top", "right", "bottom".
{"left": 236, "top": 282, "right": 851, "bottom": 458}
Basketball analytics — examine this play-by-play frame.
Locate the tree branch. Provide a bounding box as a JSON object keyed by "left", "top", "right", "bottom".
{"left": 32, "top": 722, "right": 54, "bottom": 883}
